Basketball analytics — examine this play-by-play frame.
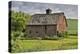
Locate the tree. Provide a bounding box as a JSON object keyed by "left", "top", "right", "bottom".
{"left": 10, "top": 11, "right": 31, "bottom": 52}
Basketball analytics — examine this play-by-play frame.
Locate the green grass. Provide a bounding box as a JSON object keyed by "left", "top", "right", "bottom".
{"left": 67, "top": 19, "right": 78, "bottom": 34}
{"left": 13, "top": 36, "right": 78, "bottom": 52}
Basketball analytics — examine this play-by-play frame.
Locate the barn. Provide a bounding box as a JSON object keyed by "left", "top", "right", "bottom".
{"left": 26, "top": 8, "right": 67, "bottom": 38}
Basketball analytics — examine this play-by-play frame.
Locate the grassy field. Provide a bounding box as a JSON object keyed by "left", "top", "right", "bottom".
{"left": 67, "top": 19, "right": 78, "bottom": 34}
{"left": 14, "top": 36, "right": 78, "bottom": 52}
{"left": 12, "top": 19, "right": 78, "bottom": 52}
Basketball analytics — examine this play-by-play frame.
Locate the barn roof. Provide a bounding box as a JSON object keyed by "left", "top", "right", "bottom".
{"left": 27, "top": 12, "right": 65, "bottom": 25}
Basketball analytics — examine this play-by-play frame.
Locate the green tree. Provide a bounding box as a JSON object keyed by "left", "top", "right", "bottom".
{"left": 10, "top": 11, "right": 31, "bottom": 52}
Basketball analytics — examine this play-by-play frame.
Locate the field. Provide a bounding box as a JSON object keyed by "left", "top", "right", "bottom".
{"left": 67, "top": 19, "right": 78, "bottom": 34}
{"left": 12, "top": 19, "right": 78, "bottom": 53}
{"left": 15, "top": 36, "right": 77, "bottom": 52}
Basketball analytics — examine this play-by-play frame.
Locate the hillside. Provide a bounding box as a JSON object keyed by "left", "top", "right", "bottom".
{"left": 67, "top": 19, "right": 78, "bottom": 34}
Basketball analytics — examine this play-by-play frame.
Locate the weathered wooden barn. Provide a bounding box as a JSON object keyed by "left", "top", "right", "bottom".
{"left": 26, "top": 8, "right": 67, "bottom": 37}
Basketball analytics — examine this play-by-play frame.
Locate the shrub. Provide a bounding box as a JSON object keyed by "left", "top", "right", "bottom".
{"left": 57, "top": 31, "right": 68, "bottom": 37}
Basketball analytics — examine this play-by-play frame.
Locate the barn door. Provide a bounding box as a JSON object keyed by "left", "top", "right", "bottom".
{"left": 46, "top": 25, "right": 57, "bottom": 36}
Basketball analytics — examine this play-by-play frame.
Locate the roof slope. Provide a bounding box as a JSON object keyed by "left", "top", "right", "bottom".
{"left": 27, "top": 12, "right": 64, "bottom": 25}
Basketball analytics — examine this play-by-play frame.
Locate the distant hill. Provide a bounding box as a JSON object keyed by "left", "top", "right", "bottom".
{"left": 67, "top": 19, "right": 78, "bottom": 34}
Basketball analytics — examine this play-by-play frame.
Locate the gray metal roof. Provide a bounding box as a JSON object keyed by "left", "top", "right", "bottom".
{"left": 27, "top": 12, "right": 64, "bottom": 25}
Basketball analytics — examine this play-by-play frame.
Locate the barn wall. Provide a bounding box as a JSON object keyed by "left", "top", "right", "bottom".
{"left": 57, "top": 15, "right": 67, "bottom": 33}
{"left": 46, "top": 25, "right": 57, "bottom": 36}
{"left": 26, "top": 25, "right": 45, "bottom": 37}
{"left": 26, "top": 25, "right": 57, "bottom": 37}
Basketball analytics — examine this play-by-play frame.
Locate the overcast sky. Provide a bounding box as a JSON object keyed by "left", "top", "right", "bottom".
{"left": 11, "top": 1, "right": 78, "bottom": 19}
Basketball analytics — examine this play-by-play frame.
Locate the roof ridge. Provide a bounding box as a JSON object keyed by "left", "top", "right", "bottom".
{"left": 32, "top": 12, "right": 64, "bottom": 16}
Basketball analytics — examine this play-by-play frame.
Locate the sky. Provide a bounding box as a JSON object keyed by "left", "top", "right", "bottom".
{"left": 11, "top": 1, "right": 78, "bottom": 19}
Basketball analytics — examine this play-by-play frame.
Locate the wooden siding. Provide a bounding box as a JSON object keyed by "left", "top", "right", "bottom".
{"left": 57, "top": 15, "right": 67, "bottom": 33}
{"left": 26, "top": 25, "right": 57, "bottom": 37}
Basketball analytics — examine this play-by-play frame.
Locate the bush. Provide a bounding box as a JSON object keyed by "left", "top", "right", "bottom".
{"left": 57, "top": 31, "right": 68, "bottom": 37}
